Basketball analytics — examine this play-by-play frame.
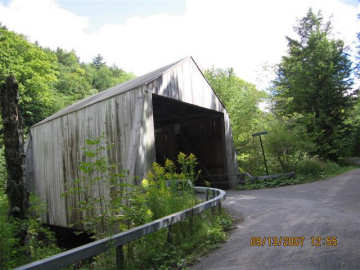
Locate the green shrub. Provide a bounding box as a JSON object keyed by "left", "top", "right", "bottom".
{"left": 323, "top": 161, "right": 341, "bottom": 174}
{"left": 265, "top": 118, "right": 315, "bottom": 173}
{"left": 296, "top": 159, "right": 342, "bottom": 179}
{"left": 0, "top": 192, "right": 62, "bottom": 269}
{"left": 63, "top": 136, "right": 200, "bottom": 237}
{"left": 295, "top": 159, "right": 325, "bottom": 177}
{"left": 0, "top": 194, "right": 20, "bottom": 269}
{"left": 0, "top": 146, "right": 6, "bottom": 193}
{"left": 25, "top": 195, "right": 63, "bottom": 261}
{"left": 238, "top": 118, "right": 316, "bottom": 176}
{"left": 62, "top": 136, "right": 230, "bottom": 269}
{"left": 128, "top": 210, "right": 232, "bottom": 269}
{"left": 239, "top": 158, "right": 350, "bottom": 191}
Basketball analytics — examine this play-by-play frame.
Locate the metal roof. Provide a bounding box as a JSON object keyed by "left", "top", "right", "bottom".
{"left": 34, "top": 57, "right": 187, "bottom": 127}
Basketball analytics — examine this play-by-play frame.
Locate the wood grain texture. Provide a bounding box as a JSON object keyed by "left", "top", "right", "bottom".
{"left": 29, "top": 88, "right": 148, "bottom": 226}
{"left": 152, "top": 57, "right": 238, "bottom": 187}
{"left": 26, "top": 57, "right": 238, "bottom": 227}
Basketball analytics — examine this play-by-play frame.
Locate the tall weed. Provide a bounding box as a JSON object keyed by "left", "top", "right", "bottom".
{"left": 62, "top": 136, "right": 230, "bottom": 269}
{"left": 0, "top": 193, "right": 61, "bottom": 269}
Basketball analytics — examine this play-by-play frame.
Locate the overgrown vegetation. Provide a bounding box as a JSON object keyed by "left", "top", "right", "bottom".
{"left": 0, "top": 138, "right": 232, "bottom": 269}
{"left": 205, "top": 9, "right": 360, "bottom": 179}
{"left": 0, "top": 191, "right": 62, "bottom": 269}
{"left": 272, "top": 9, "right": 356, "bottom": 161}
{"left": 0, "top": 26, "right": 134, "bottom": 129}
{"left": 238, "top": 160, "right": 355, "bottom": 190}
{"left": 1, "top": 6, "right": 360, "bottom": 269}
{"left": 61, "top": 138, "right": 232, "bottom": 269}
{"left": 1, "top": 146, "right": 58, "bottom": 268}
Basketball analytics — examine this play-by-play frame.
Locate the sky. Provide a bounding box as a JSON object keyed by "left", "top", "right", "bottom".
{"left": 0, "top": 0, "right": 359, "bottom": 90}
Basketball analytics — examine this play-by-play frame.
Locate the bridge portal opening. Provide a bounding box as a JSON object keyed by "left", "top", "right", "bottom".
{"left": 152, "top": 94, "right": 228, "bottom": 186}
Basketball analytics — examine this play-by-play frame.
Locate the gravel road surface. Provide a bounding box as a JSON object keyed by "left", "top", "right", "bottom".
{"left": 192, "top": 169, "right": 360, "bottom": 270}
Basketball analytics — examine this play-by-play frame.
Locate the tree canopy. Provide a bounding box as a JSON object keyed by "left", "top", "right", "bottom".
{"left": 205, "top": 67, "right": 266, "bottom": 147}
{"left": 0, "top": 27, "right": 135, "bottom": 130}
{"left": 272, "top": 9, "right": 356, "bottom": 160}
{"left": 0, "top": 26, "right": 59, "bottom": 127}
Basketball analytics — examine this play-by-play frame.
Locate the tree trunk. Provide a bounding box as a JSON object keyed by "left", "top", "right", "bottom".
{"left": 0, "top": 75, "right": 28, "bottom": 219}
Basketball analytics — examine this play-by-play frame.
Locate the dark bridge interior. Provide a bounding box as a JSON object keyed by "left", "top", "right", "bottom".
{"left": 152, "top": 94, "right": 228, "bottom": 186}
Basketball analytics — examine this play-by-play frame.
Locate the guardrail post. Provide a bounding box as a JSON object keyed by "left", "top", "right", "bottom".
{"left": 210, "top": 190, "right": 215, "bottom": 216}
{"left": 206, "top": 189, "right": 209, "bottom": 201}
{"left": 167, "top": 224, "right": 173, "bottom": 244}
{"left": 190, "top": 208, "right": 194, "bottom": 234}
{"left": 116, "top": 245, "right": 124, "bottom": 269}
{"left": 14, "top": 185, "right": 226, "bottom": 270}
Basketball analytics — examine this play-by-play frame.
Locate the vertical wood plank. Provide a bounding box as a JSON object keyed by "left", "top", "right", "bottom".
{"left": 28, "top": 57, "right": 239, "bottom": 227}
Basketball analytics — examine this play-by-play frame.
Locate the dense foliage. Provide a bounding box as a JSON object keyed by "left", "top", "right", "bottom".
{"left": 0, "top": 193, "right": 62, "bottom": 269}
{"left": 0, "top": 25, "right": 134, "bottom": 129}
{"left": 62, "top": 138, "right": 232, "bottom": 269}
{"left": 204, "top": 68, "right": 270, "bottom": 175}
{"left": 1, "top": 7, "right": 360, "bottom": 268}
{"left": 0, "top": 25, "right": 136, "bottom": 269}
{"left": 351, "top": 15, "right": 360, "bottom": 156}
{"left": 239, "top": 161, "right": 354, "bottom": 191}
{"left": 272, "top": 9, "right": 356, "bottom": 161}
{"left": 0, "top": 26, "right": 59, "bottom": 127}
{"left": 205, "top": 68, "right": 266, "bottom": 147}
{"left": 204, "top": 9, "right": 359, "bottom": 176}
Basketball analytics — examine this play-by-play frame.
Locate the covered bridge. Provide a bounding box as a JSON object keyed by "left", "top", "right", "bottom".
{"left": 25, "top": 56, "right": 238, "bottom": 227}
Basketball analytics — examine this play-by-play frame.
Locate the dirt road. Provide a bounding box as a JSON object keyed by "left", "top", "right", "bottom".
{"left": 192, "top": 169, "right": 360, "bottom": 270}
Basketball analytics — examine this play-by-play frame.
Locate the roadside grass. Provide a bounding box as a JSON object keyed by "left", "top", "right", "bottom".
{"left": 184, "top": 210, "right": 234, "bottom": 267}
{"left": 0, "top": 187, "right": 233, "bottom": 270}
{"left": 0, "top": 191, "right": 64, "bottom": 269}
{"left": 0, "top": 183, "right": 233, "bottom": 270}
{"left": 128, "top": 209, "right": 234, "bottom": 270}
{"left": 0, "top": 145, "right": 233, "bottom": 269}
{"left": 238, "top": 164, "right": 358, "bottom": 191}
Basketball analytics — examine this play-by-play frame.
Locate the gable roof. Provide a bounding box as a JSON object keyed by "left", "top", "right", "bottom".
{"left": 34, "top": 57, "right": 186, "bottom": 127}
{"left": 33, "top": 56, "right": 224, "bottom": 127}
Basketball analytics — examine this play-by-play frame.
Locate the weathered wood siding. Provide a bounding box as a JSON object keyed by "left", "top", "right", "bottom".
{"left": 135, "top": 91, "right": 155, "bottom": 179}
{"left": 27, "top": 57, "right": 238, "bottom": 228}
{"left": 149, "top": 58, "right": 238, "bottom": 187}
{"left": 29, "top": 88, "right": 155, "bottom": 227}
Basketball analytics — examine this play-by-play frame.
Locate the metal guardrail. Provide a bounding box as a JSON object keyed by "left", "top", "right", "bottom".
{"left": 248, "top": 172, "right": 295, "bottom": 182}
{"left": 15, "top": 186, "right": 226, "bottom": 270}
